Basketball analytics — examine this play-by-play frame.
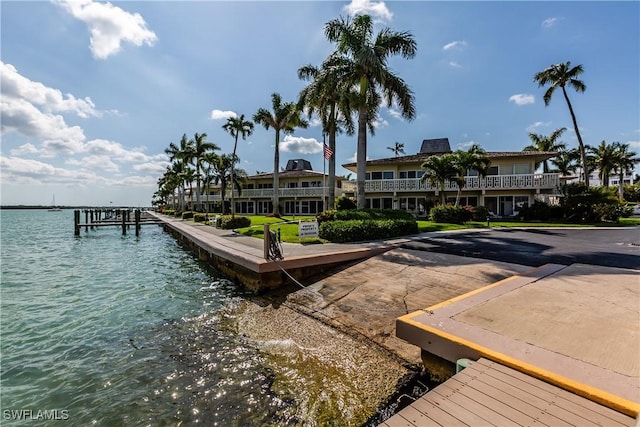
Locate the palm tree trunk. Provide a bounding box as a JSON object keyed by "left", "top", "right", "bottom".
{"left": 356, "top": 104, "right": 367, "bottom": 210}
{"left": 273, "top": 130, "right": 281, "bottom": 216}
{"left": 562, "top": 87, "right": 589, "bottom": 187}
{"left": 618, "top": 171, "right": 625, "bottom": 199}
{"left": 328, "top": 105, "right": 337, "bottom": 210}
{"left": 231, "top": 135, "right": 238, "bottom": 218}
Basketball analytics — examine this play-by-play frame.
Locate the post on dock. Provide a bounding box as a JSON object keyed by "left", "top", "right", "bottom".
{"left": 90, "top": 210, "right": 94, "bottom": 229}
{"left": 135, "top": 209, "right": 141, "bottom": 237}
{"left": 126, "top": 209, "right": 131, "bottom": 230}
{"left": 83, "top": 210, "right": 89, "bottom": 232}
{"left": 263, "top": 223, "right": 270, "bottom": 260}
{"left": 121, "top": 209, "right": 126, "bottom": 235}
{"left": 74, "top": 210, "right": 80, "bottom": 236}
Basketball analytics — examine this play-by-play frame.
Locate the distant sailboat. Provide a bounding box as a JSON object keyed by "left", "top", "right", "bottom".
{"left": 48, "top": 195, "right": 61, "bottom": 211}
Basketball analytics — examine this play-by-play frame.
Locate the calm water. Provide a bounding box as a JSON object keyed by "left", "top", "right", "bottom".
{"left": 0, "top": 209, "right": 296, "bottom": 426}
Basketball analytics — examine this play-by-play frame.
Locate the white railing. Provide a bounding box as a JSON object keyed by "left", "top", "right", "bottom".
{"left": 341, "top": 173, "right": 560, "bottom": 193}
{"left": 190, "top": 187, "right": 345, "bottom": 202}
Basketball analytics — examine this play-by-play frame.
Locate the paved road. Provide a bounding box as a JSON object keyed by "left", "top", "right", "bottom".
{"left": 403, "top": 228, "right": 640, "bottom": 270}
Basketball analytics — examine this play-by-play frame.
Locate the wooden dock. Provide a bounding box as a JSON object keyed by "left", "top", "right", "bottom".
{"left": 74, "top": 209, "right": 163, "bottom": 236}
{"left": 380, "top": 358, "right": 635, "bottom": 426}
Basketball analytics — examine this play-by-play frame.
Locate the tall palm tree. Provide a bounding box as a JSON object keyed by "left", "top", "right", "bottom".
{"left": 533, "top": 62, "right": 589, "bottom": 186}
{"left": 523, "top": 127, "right": 567, "bottom": 173}
{"left": 421, "top": 154, "right": 456, "bottom": 205}
{"left": 204, "top": 153, "right": 247, "bottom": 215}
{"left": 388, "top": 142, "right": 405, "bottom": 157}
{"left": 253, "top": 93, "right": 308, "bottom": 216}
{"left": 325, "top": 14, "right": 417, "bottom": 209}
{"left": 190, "top": 132, "right": 219, "bottom": 212}
{"left": 298, "top": 56, "right": 356, "bottom": 210}
{"left": 612, "top": 142, "right": 639, "bottom": 199}
{"left": 450, "top": 144, "right": 491, "bottom": 206}
{"left": 588, "top": 140, "right": 619, "bottom": 187}
{"left": 222, "top": 115, "right": 254, "bottom": 217}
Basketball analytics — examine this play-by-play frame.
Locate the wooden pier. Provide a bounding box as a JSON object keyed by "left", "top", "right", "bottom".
{"left": 73, "top": 209, "right": 163, "bottom": 236}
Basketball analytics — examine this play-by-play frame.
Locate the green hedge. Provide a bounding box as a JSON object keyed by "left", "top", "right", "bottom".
{"left": 335, "top": 196, "right": 357, "bottom": 210}
{"left": 162, "top": 209, "right": 176, "bottom": 216}
{"left": 193, "top": 213, "right": 208, "bottom": 223}
{"left": 216, "top": 215, "right": 251, "bottom": 229}
{"left": 319, "top": 219, "right": 418, "bottom": 243}
{"left": 429, "top": 205, "right": 472, "bottom": 224}
{"left": 182, "top": 211, "right": 194, "bottom": 220}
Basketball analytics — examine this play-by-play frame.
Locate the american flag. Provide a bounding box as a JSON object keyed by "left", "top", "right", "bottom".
{"left": 323, "top": 143, "right": 333, "bottom": 160}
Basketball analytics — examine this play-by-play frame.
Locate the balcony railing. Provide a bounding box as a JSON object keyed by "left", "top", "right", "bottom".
{"left": 341, "top": 173, "right": 560, "bottom": 193}
{"left": 192, "top": 187, "right": 345, "bottom": 202}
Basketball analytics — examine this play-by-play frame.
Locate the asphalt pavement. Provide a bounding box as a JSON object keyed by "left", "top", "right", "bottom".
{"left": 402, "top": 227, "right": 640, "bottom": 270}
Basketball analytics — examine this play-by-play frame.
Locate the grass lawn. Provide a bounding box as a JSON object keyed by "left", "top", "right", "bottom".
{"left": 225, "top": 214, "right": 640, "bottom": 244}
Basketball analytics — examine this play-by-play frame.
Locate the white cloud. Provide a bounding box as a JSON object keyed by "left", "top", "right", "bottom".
{"left": 347, "top": 151, "right": 371, "bottom": 163}
{"left": 210, "top": 109, "right": 237, "bottom": 120}
{"left": 55, "top": 0, "right": 157, "bottom": 59}
{"left": 309, "top": 117, "right": 323, "bottom": 128}
{"left": 442, "top": 40, "right": 468, "bottom": 51}
{"left": 67, "top": 155, "right": 119, "bottom": 172}
{"left": 0, "top": 155, "right": 102, "bottom": 185}
{"left": 509, "top": 94, "right": 535, "bottom": 105}
{"left": 457, "top": 140, "right": 476, "bottom": 150}
{"left": 388, "top": 107, "right": 403, "bottom": 120}
{"left": 448, "top": 61, "right": 462, "bottom": 68}
{"left": 343, "top": 0, "right": 393, "bottom": 23}
{"left": 280, "top": 135, "right": 321, "bottom": 154}
{"left": 10, "top": 143, "right": 41, "bottom": 156}
{"left": 626, "top": 140, "right": 640, "bottom": 150}
{"left": 542, "top": 17, "right": 559, "bottom": 28}
{"left": 526, "top": 121, "right": 552, "bottom": 132}
{"left": 1, "top": 62, "right": 99, "bottom": 118}
{"left": 372, "top": 116, "right": 389, "bottom": 129}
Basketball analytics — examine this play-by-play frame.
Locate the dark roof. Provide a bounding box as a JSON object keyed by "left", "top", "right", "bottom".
{"left": 420, "top": 138, "right": 451, "bottom": 154}
{"left": 342, "top": 151, "right": 558, "bottom": 168}
{"left": 285, "top": 159, "right": 313, "bottom": 171}
{"left": 248, "top": 170, "right": 336, "bottom": 180}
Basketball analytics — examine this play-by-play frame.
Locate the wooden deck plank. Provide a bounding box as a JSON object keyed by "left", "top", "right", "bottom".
{"left": 391, "top": 405, "right": 440, "bottom": 426}
{"left": 381, "top": 412, "right": 416, "bottom": 427}
{"left": 428, "top": 385, "right": 507, "bottom": 426}
{"left": 476, "top": 359, "right": 634, "bottom": 426}
{"left": 447, "top": 376, "right": 549, "bottom": 426}
{"left": 410, "top": 397, "right": 469, "bottom": 427}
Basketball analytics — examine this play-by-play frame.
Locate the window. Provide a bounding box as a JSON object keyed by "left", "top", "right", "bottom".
{"left": 383, "top": 171, "right": 394, "bottom": 179}
{"left": 235, "top": 201, "right": 254, "bottom": 214}
{"left": 366, "top": 197, "right": 392, "bottom": 209}
{"left": 514, "top": 164, "right": 531, "bottom": 174}
{"left": 369, "top": 171, "right": 394, "bottom": 180}
{"left": 257, "top": 183, "right": 273, "bottom": 189}
{"left": 286, "top": 182, "right": 298, "bottom": 188}
{"left": 257, "top": 201, "right": 272, "bottom": 214}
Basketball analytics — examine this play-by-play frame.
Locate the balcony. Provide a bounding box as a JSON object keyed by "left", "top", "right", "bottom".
{"left": 341, "top": 173, "right": 560, "bottom": 193}
{"left": 192, "top": 187, "right": 345, "bottom": 202}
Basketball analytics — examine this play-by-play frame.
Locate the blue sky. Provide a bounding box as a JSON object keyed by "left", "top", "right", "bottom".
{"left": 1, "top": 0, "right": 638, "bottom": 207}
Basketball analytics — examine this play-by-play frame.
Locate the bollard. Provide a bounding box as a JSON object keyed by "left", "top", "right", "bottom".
{"left": 135, "top": 209, "right": 141, "bottom": 237}
{"left": 487, "top": 215, "right": 491, "bottom": 228}
{"left": 121, "top": 209, "right": 126, "bottom": 235}
{"left": 74, "top": 210, "right": 80, "bottom": 236}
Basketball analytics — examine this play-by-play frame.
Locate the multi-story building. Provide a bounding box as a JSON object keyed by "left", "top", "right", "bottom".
{"left": 184, "top": 138, "right": 561, "bottom": 218}
{"left": 341, "top": 138, "right": 560, "bottom": 217}
{"left": 196, "top": 158, "right": 343, "bottom": 216}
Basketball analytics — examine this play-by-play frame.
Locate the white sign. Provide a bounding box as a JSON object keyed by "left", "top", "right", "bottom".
{"left": 298, "top": 220, "right": 319, "bottom": 239}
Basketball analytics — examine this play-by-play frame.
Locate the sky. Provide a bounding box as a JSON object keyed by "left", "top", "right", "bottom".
{"left": 1, "top": 0, "right": 638, "bottom": 207}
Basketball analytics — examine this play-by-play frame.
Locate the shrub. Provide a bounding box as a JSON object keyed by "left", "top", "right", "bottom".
{"left": 216, "top": 215, "right": 251, "bottom": 229}
{"left": 518, "top": 201, "right": 563, "bottom": 221}
{"left": 162, "top": 209, "right": 176, "bottom": 216}
{"left": 429, "top": 205, "right": 472, "bottom": 224}
{"left": 593, "top": 203, "right": 632, "bottom": 222}
{"left": 333, "top": 208, "right": 414, "bottom": 221}
{"left": 335, "top": 196, "right": 357, "bottom": 210}
{"left": 319, "top": 219, "right": 418, "bottom": 243}
{"left": 470, "top": 205, "right": 489, "bottom": 221}
{"left": 560, "top": 183, "right": 619, "bottom": 222}
{"left": 182, "top": 211, "right": 194, "bottom": 220}
{"left": 316, "top": 209, "right": 336, "bottom": 224}
{"left": 623, "top": 183, "right": 640, "bottom": 202}
{"left": 193, "top": 213, "right": 208, "bottom": 223}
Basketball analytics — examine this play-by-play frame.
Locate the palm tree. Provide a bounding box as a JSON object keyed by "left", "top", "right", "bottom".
{"left": 533, "top": 62, "right": 589, "bottom": 186}
{"left": 550, "top": 148, "right": 580, "bottom": 177}
{"left": 205, "top": 153, "right": 247, "bottom": 215}
{"left": 612, "top": 142, "right": 639, "bottom": 199}
{"left": 253, "top": 93, "right": 308, "bottom": 216}
{"left": 421, "top": 154, "right": 456, "bottom": 205}
{"left": 523, "top": 127, "right": 567, "bottom": 173}
{"left": 190, "top": 132, "right": 219, "bottom": 212}
{"left": 222, "top": 115, "right": 254, "bottom": 217}
{"left": 588, "top": 140, "right": 619, "bottom": 187}
{"left": 450, "top": 144, "right": 491, "bottom": 206}
{"left": 325, "top": 14, "right": 417, "bottom": 209}
{"left": 388, "top": 142, "right": 405, "bottom": 157}
{"left": 298, "top": 56, "right": 356, "bottom": 210}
